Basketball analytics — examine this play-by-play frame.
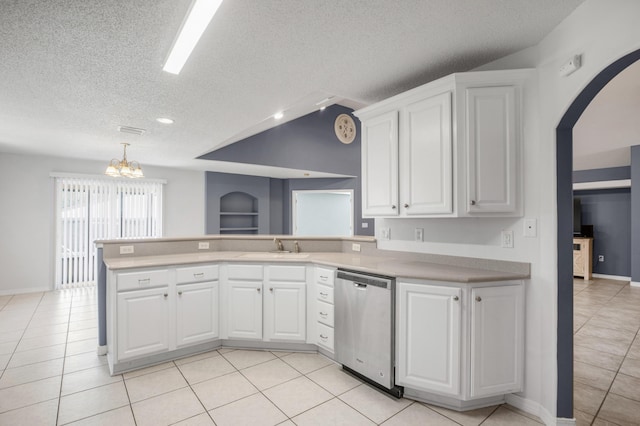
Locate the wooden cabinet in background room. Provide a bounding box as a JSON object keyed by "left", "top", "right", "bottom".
{"left": 573, "top": 237, "right": 593, "bottom": 280}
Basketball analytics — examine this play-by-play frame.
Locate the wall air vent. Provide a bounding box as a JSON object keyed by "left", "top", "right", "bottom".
{"left": 117, "top": 125, "right": 146, "bottom": 136}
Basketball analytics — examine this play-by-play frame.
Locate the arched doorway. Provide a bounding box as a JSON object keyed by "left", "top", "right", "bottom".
{"left": 556, "top": 49, "right": 640, "bottom": 418}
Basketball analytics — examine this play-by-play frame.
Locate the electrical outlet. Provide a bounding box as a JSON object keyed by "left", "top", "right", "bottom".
{"left": 119, "top": 245, "right": 134, "bottom": 254}
{"left": 361, "top": 222, "right": 369, "bottom": 229}
{"left": 380, "top": 227, "right": 390, "bottom": 240}
{"left": 501, "top": 230, "right": 514, "bottom": 248}
{"left": 352, "top": 243, "right": 361, "bottom": 252}
{"left": 415, "top": 228, "right": 424, "bottom": 242}
{"left": 198, "top": 242, "right": 210, "bottom": 250}
{"left": 598, "top": 255, "right": 604, "bottom": 262}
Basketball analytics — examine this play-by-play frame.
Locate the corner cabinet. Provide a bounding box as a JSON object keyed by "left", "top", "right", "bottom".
{"left": 396, "top": 279, "right": 524, "bottom": 406}
{"left": 355, "top": 69, "right": 533, "bottom": 218}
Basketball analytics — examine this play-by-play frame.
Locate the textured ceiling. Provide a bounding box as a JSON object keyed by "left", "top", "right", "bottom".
{"left": 0, "top": 0, "right": 585, "bottom": 176}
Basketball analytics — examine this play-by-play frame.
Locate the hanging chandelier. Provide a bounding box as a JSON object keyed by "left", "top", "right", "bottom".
{"left": 105, "top": 143, "right": 144, "bottom": 178}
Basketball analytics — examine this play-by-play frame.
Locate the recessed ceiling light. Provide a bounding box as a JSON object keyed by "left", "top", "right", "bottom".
{"left": 319, "top": 106, "right": 326, "bottom": 111}
{"left": 163, "top": 0, "right": 224, "bottom": 75}
{"left": 156, "top": 117, "right": 174, "bottom": 124}
{"left": 274, "top": 112, "right": 284, "bottom": 120}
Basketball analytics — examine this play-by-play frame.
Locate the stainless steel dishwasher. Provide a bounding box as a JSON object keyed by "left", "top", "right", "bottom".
{"left": 335, "top": 269, "right": 403, "bottom": 398}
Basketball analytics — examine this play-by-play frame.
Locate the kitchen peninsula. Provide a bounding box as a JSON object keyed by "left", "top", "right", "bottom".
{"left": 97, "top": 235, "right": 529, "bottom": 411}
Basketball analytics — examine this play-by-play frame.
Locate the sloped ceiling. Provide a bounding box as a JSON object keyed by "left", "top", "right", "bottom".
{"left": 0, "top": 0, "right": 585, "bottom": 177}
{"left": 574, "top": 59, "right": 640, "bottom": 171}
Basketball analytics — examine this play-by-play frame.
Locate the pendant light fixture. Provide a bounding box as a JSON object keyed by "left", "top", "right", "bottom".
{"left": 105, "top": 143, "right": 144, "bottom": 178}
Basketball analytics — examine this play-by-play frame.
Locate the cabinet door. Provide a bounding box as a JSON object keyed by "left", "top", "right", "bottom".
{"left": 264, "top": 282, "right": 306, "bottom": 342}
{"left": 176, "top": 281, "right": 219, "bottom": 347}
{"left": 397, "top": 282, "right": 461, "bottom": 396}
{"left": 227, "top": 281, "right": 263, "bottom": 340}
{"left": 466, "top": 86, "right": 518, "bottom": 213}
{"left": 361, "top": 111, "right": 399, "bottom": 216}
{"left": 117, "top": 287, "right": 170, "bottom": 360}
{"left": 401, "top": 92, "right": 453, "bottom": 215}
{"left": 470, "top": 284, "right": 524, "bottom": 398}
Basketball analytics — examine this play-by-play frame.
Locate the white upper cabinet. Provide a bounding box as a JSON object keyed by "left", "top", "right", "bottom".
{"left": 401, "top": 92, "right": 453, "bottom": 215}
{"left": 465, "top": 86, "right": 517, "bottom": 214}
{"left": 355, "top": 69, "right": 533, "bottom": 218}
{"left": 361, "top": 111, "right": 399, "bottom": 216}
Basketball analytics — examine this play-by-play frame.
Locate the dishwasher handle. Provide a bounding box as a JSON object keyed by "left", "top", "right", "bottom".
{"left": 354, "top": 282, "right": 367, "bottom": 289}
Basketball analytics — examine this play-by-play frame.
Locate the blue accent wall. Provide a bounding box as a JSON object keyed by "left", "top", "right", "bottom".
{"left": 199, "top": 105, "right": 361, "bottom": 177}
{"left": 573, "top": 166, "right": 630, "bottom": 183}
{"left": 205, "top": 172, "right": 271, "bottom": 234}
{"left": 574, "top": 189, "right": 631, "bottom": 276}
{"left": 201, "top": 104, "right": 373, "bottom": 236}
{"left": 631, "top": 146, "right": 640, "bottom": 283}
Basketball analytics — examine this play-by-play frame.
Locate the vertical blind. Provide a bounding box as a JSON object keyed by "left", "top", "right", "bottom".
{"left": 54, "top": 176, "right": 163, "bottom": 288}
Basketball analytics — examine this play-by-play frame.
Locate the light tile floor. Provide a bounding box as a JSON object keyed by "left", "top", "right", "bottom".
{"left": 573, "top": 277, "right": 640, "bottom": 425}
{"left": 0, "top": 287, "right": 543, "bottom": 425}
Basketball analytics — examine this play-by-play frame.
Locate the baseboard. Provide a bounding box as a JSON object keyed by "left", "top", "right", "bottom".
{"left": 631, "top": 281, "right": 640, "bottom": 288}
{"left": 591, "top": 273, "right": 630, "bottom": 282}
{"left": 0, "top": 286, "right": 52, "bottom": 296}
{"left": 505, "top": 394, "right": 575, "bottom": 426}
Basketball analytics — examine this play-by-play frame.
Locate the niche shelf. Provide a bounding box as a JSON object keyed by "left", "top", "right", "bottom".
{"left": 219, "top": 192, "right": 259, "bottom": 234}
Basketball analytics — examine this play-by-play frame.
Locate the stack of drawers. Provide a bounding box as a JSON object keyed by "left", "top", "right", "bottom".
{"left": 314, "top": 267, "right": 335, "bottom": 352}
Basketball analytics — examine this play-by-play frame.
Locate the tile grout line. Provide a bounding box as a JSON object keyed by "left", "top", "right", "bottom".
{"left": 172, "top": 357, "right": 218, "bottom": 425}
{"left": 573, "top": 278, "right": 638, "bottom": 425}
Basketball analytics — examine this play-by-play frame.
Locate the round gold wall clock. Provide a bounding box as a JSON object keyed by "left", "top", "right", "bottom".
{"left": 334, "top": 113, "right": 356, "bottom": 144}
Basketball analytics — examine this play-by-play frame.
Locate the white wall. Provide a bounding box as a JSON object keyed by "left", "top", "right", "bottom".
{"left": 0, "top": 152, "right": 205, "bottom": 295}
{"left": 376, "top": 0, "right": 640, "bottom": 421}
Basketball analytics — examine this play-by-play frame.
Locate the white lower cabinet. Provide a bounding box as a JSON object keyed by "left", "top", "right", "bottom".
{"left": 397, "top": 280, "right": 524, "bottom": 401}
{"left": 396, "top": 283, "right": 461, "bottom": 396}
{"left": 223, "top": 264, "right": 307, "bottom": 343}
{"left": 227, "top": 280, "right": 263, "bottom": 340}
{"left": 470, "top": 285, "right": 524, "bottom": 397}
{"left": 117, "top": 286, "right": 170, "bottom": 361}
{"left": 176, "top": 281, "right": 219, "bottom": 347}
{"left": 111, "top": 264, "right": 220, "bottom": 369}
{"left": 264, "top": 282, "right": 306, "bottom": 342}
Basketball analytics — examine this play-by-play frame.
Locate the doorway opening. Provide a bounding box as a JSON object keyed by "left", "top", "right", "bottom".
{"left": 556, "top": 49, "right": 640, "bottom": 419}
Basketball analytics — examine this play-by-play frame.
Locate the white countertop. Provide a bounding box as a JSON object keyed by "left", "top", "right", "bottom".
{"left": 103, "top": 251, "right": 528, "bottom": 283}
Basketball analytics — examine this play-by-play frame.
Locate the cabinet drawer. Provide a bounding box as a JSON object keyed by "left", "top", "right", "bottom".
{"left": 117, "top": 269, "right": 170, "bottom": 291}
{"left": 268, "top": 265, "right": 306, "bottom": 281}
{"left": 316, "top": 300, "right": 334, "bottom": 327}
{"left": 317, "top": 322, "right": 334, "bottom": 351}
{"left": 316, "top": 284, "right": 334, "bottom": 304}
{"left": 176, "top": 265, "right": 218, "bottom": 284}
{"left": 315, "top": 267, "right": 335, "bottom": 287}
{"left": 226, "top": 264, "right": 263, "bottom": 280}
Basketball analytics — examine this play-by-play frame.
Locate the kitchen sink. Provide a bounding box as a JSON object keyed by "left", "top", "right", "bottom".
{"left": 239, "top": 252, "right": 310, "bottom": 259}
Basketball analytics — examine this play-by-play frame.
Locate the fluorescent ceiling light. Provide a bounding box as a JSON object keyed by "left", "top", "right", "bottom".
{"left": 156, "top": 117, "right": 174, "bottom": 124}
{"left": 163, "top": 0, "right": 223, "bottom": 75}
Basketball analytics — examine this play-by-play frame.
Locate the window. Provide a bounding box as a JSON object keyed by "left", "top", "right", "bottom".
{"left": 54, "top": 176, "right": 163, "bottom": 288}
{"left": 292, "top": 190, "right": 353, "bottom": 236}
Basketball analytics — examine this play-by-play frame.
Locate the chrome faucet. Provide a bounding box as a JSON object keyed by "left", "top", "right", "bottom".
{"left": 273, "top": 237, "right": 284, "bottom": 252}
{"left": 294, "top": 241, "right": 300, "bottom": 253}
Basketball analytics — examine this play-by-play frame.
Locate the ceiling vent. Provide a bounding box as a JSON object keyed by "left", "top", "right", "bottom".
{"left": 118, "top": 125, "right": 146, "bottom": 136}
